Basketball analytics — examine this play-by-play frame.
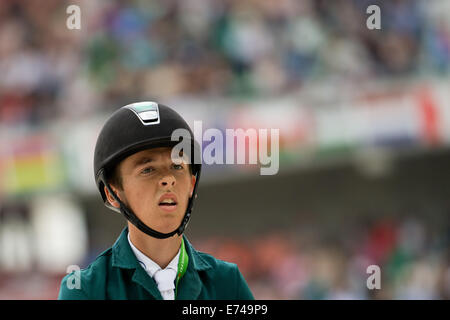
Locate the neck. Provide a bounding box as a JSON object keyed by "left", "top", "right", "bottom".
{"left": 128, "top": 223, "right": 182, "bottom": 269}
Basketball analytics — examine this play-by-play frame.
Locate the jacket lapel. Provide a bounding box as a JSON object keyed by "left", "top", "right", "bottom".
{"left": 111, "top": 228, "right": 213, "bottom": 300}
{"left": 176, "top": 235, "right": 212, "bottom": 300}
{"left": 111, "top": 227, "right": 162, "bottom": 299}
{"left": 131, "top": 267, "right": 163, "bottom": 300}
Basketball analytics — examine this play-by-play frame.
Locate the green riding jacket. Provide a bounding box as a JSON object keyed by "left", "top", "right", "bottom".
{"left": 58, "top": 227, "right": 254, "bottom": 300}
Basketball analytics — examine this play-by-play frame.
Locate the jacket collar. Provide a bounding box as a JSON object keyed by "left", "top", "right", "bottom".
{"left": 111, "top": 227, "right": 211, "bottom": 271}
{"left": 111, "top": 227, "right": 211, "bottom": 299}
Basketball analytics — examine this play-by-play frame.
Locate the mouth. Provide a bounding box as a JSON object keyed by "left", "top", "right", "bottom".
{"left": 158, "top": 193, "right": 178, "bottom": 212}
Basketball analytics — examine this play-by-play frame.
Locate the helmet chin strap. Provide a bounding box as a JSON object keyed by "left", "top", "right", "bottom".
{"left": 102, "top": 171, "right": 200, "bottom": 239}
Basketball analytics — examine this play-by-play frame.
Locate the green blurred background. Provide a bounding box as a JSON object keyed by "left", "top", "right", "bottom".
{"left": 0, "top": 0, "right": 450, "bottom": 299}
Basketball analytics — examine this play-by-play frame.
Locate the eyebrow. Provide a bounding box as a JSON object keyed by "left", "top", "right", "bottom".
{"left": 131, "top": 151, "right": 189, "bottom": 169}
{"left": 132, "top": 157, "right": 154, "bottom": 168}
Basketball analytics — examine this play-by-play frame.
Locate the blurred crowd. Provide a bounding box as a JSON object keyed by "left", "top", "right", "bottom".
{"left": 194, "top": 214, "right": 450, "bottom": 299}
{"left": 0, "top": 0, "right": 449, "bottom": 126}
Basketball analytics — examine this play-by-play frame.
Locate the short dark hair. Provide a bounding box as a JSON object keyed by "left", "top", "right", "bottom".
{"left": 106, "top": 163, "right": 123, "bottom": 190}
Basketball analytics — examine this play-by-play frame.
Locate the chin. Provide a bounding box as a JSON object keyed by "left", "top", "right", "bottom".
{"left": 155, "top": 224, "right": 181, "bottom": 235}
{"left": 154, "top": 217, "right": 184, "bottom": 234}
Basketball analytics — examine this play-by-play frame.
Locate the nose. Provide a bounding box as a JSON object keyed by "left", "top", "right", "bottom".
{"left": 159, "top": 174, "right": 176, "bottom": 188}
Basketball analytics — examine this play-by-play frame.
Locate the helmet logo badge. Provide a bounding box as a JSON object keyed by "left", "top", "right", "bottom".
{"left": 124, "top": 101, "right": 160, "bottom": 126}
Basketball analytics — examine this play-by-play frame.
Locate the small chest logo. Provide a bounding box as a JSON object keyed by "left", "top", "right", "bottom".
{"left": 124, "top": 102, "right": 160, "bottom": 126}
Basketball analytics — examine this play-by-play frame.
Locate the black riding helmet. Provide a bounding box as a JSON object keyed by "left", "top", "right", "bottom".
{"left": 94, "top": 102, "right": 202, "bottom": 239}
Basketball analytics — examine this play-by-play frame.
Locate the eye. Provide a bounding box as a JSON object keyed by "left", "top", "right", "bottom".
{"left": 140, "top": 167, "right": 154, "bottom": 174}
{"left": 172, "top": 163, "right": 184, "bottom": 170}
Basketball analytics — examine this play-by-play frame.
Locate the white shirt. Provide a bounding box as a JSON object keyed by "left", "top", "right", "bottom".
{"left": 127, "top": 233, "right": 180, "bottom": 300}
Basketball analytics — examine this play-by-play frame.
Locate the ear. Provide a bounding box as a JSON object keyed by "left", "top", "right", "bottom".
{"left": 190, "top": 175, "right": 196, "bottom": 198}
{"left": 104, "top": 184, "right": 121, "bottom": 209}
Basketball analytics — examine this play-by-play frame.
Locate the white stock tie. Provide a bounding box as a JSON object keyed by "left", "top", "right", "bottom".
{"left": 153, "top": 268, "right": 177, "bottom": 300}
